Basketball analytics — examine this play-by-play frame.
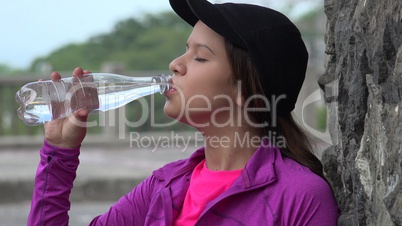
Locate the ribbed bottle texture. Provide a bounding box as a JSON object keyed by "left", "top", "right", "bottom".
{"left": 15, "top": 73, "right": 171, "bottom": 126}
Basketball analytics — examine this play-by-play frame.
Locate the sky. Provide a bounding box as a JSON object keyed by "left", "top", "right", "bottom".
{"left": 0, "top": 0, "right": 170, "bottom": 69}
{"left": 0, "top": 0, "right": 320, "bottom": 69}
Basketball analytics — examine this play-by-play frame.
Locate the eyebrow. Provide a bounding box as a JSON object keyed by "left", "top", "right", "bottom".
{"left": 186, "top": 43, "right": 216, "bottom": 55}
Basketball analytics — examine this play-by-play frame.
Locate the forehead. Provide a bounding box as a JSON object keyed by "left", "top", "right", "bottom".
{"left": 188, "top": 21, "right": 226, "bottom": 50}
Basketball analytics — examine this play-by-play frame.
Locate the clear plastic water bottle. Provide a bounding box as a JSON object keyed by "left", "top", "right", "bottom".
{"left": 15, "top": 73, "right": 171, "bottom": 126}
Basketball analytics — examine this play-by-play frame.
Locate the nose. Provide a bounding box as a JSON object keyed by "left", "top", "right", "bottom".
{"left": 169, "top": 54, "right": 186, "bottom": 76}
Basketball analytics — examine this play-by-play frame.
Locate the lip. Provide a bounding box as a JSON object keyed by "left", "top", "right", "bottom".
{"left": 164, "top": 87, "right": 177, "bottom": 96}
{"left": 164, "top": 78, "right": 178, "bottom": 96}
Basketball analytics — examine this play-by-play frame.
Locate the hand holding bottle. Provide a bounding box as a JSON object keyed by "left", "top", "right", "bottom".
{"left": 44, "top": 67, "right": 90, "bottom": 149}
{"left": 16, "top": 69, "right": 171, "bottom": 126}
{"left": 15, "top": 67, "right": 172, "bottom": 147}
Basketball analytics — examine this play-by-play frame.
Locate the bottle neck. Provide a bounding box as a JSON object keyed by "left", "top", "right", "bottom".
{"left": 89, "top": 73, "right": 171, "bottom": 94}
{"left": 152, "top": 74, "right": 171, "bottom": 94}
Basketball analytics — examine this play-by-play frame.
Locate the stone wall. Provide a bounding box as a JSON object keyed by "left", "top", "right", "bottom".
{"left": 319, "top": 0, "right": 402, "bottom": 225}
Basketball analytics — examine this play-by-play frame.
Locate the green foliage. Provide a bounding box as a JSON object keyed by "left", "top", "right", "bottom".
{"left": 0, "top": 63, "right": 26, "bottom": 77}
{"left": 27, "top": 11, "right": 194, "bottom": 133}
{"left": 0, "top": 63, "right": 13, "bottom": 73}
{"left": 316, "top": 106, "right": 327, "bottom": 132}
{"left": 30, "top": 12, "right": 192, "bottom": 71}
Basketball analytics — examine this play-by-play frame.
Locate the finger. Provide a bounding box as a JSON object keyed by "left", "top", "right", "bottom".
{"left": 72, "top": 67, "right": 84, "bottom": 78}
{"left": 83, "top": 70, "right": 91, "bottom": 74}
{"left": 50, "top": 71, "right": 62, "bottom": 81}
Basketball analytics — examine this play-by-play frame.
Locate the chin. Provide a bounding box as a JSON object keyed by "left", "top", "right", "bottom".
{"left": 163, "top": 101, "right": 181, "bottom": 120}
{"left": 163, "top": 105, "right": 193, "bottom": 127}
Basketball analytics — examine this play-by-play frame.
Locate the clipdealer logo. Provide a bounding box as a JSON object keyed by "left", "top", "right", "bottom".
{"left": 66, "top": 79, "right": 339, "bottom": 147}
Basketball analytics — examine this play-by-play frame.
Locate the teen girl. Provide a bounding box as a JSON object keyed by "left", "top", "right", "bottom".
{"left": 28, "top": 0, "right": 339, "bottom": 225}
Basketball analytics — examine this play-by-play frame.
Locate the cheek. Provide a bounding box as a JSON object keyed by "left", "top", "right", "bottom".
{"left": 185, "top": 94, "right": 229, "bottom": 110}
{"left": 162, "top": 91, "right": 232, "bottom": 123}
{"left": 183, "top": 77, "right": 236, "bottom": 110}
{"left": 163, "top": 75, "right": 236, "bottom": 122}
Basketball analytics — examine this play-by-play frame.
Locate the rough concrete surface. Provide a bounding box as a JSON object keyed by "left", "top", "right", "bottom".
{"left": 319, "top": 0, "right": 402, "bottom": 225}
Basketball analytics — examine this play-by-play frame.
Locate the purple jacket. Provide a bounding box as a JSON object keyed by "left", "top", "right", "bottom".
{"left": 28, "top": 140, "right": 339, "bottom": 225}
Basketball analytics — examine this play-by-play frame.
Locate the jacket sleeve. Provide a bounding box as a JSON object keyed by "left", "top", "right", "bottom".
{"left": 88, "top": 176, "right": 157, "bottom": 225}
{"left": 287, "top": 176, "right": 340, "bottom": 226}
{"left": 28, "top": 140, "right": 162, "bottom": 226}
{"left": 27, "top": 140, "right": 80, "bottom": 226}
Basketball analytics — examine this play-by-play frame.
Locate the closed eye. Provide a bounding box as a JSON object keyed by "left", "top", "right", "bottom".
{"left": 195, "top": 57, "right": 207, "bottom": 62}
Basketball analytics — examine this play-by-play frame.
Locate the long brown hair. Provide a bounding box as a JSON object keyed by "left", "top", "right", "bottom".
{"left": 225, "top": 40, "right": 326, "bottom": 180}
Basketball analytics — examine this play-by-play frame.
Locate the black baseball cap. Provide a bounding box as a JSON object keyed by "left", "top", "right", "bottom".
{"left": 169, "top": 0, "right": 308, "bottom": 114}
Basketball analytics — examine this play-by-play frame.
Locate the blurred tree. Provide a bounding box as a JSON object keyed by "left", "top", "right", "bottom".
{"left": 30, "top": 12, "right": 191, "bottom": 71}
{"left": 0, "top": 63, "right": 13, "bottom": 73}
{"left": 0, "top": 63, "right": 26, "bottom": 76}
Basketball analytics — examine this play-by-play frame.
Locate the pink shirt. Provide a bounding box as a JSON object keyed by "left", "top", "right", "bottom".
{"left": 174, "top": 159, "right": 242, "bottom": 225}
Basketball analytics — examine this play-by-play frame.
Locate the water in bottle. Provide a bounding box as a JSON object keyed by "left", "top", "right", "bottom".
{"left": 15, "top": 73, "right": 171, "bottom": 126}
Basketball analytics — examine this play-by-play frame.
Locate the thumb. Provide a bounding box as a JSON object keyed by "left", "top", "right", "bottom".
{"left": 75, "top": 108, "right": 90, "bottom": 121}
{"left": 69, "top": 109, "right": 90, "bottom": 127}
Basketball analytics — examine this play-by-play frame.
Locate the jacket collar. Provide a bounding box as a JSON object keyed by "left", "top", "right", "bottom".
{"left": 154, "top": 139, "right": 278, "bottom": 188}
{"left": 240, "top": 139, "right": 278, "bottom": 188}
{"left": 153, "top": 147, "right": 206, "bottom": 186}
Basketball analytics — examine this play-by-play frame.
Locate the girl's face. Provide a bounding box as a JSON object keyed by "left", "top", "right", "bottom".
{"left": 165, "top": 21, "right": 238, "bottom": 128}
